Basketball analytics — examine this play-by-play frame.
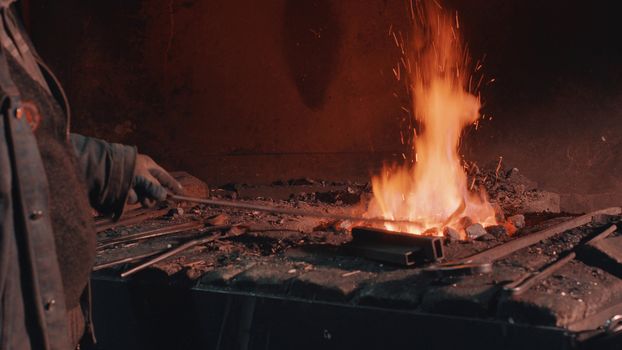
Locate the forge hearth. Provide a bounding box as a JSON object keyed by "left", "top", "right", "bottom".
{"left": 91, "top": 170, "right": 622, "bottom": 350}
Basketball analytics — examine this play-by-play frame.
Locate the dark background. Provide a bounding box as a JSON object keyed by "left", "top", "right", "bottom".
{"left": 23, "top": 0, "right": 622, "bottom": 211}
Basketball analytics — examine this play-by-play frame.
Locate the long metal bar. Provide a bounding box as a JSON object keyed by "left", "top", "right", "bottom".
{"left": 466, "top": 207, "right": 621, "bottom": 264}
{"left": 168, "top": 194, "right": 425, "bottom": 229}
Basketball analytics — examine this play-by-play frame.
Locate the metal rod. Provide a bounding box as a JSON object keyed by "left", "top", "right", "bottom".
{"left": 168, "top": 194, "right": 425, "bottom": 228}
{"left": 466, "top": 207, "right": 621, "bottom": 264}
{"left": 97, "top": 221, "right": 223, "bottom": 250}
{"left": 95, "top": 207, "right": 155, "bottom": 224}
{"left": 96, "top": 208, "right": 170, "bottom": 232}
{"left": 587, "top": 224, "right": 618, "bottom": 244}
{"left": 93, "top": 250, "right": 166, "bottom": 271}
{"left": 120, "top": 226, "right": 244, "bottom": 278}
{"left": 505, "top": 224, "right": 618, "bottom": 295}
{"left": 506, "top": 252, "right": 576, "bottom": 295}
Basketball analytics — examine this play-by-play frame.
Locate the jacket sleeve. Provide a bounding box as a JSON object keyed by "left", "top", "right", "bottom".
{"left": 70, "top": 133, "right": 137, "bottom": 218}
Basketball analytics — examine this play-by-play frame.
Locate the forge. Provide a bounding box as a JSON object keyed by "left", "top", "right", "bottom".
{"left": 24, "top": 0, "right": 622, "bottom": 349}
{"left": 90, "top": 170, "right": 622, "bottom": 350}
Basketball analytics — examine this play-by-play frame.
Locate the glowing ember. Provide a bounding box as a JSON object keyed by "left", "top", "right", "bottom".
{"left": 366, "top": 0, "right": 497, "bottom": 238}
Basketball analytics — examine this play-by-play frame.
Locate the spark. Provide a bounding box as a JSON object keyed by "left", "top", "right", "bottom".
{"left": 309, "top": 29, "right": 321, "bottom": 38}
{"left": 392, "top": 31, "right": 400, "bottom": 48}
{"left": 398, "top": 31, "right": 406, "bottom": 55}
{"left": 401, "top": 57, "right": 408, "bottom": 72}
{"left": 495, "top": 156, "right": 503, "bottom": 179}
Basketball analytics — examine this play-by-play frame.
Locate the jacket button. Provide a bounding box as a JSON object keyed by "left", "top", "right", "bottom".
{"left": 45, "top": 299, "right": 56, "bottom": 311}
{"left": 30, "top": 210, "right": 44, "bottom": 220}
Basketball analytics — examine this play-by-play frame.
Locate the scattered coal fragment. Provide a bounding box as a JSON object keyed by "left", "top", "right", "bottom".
{"left": 477, "top": 233, "right": 496, "bottom": 242}
{"left": 167, "top": 207, "right": 184, "bottom": 218}
{"left": 315, "top": 189, "right": 361, "bottom": 205}
{"left": 485, "top": 224, "right": 508, "bottom": 238}
{"left": 508, "top": 214, "right": 526, "bottom": 229}
{"left": 459, "top": 216, "right": 474, "bottom": 229}
{"left": 465, "top": 223, "right": 487, "bottom": 240}
{"left": 443, "top": 227, "right": 461, "bottom": 241}
{"left": 288, "top": 178, "right": 316, "bottom": 186}
{"left": 206, "top": 213, "right": 229, "bottom": 226}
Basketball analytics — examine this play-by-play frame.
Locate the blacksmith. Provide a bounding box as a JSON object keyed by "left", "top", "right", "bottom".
{"left": 0, "top": 1, "right": 182, "bottom": 349}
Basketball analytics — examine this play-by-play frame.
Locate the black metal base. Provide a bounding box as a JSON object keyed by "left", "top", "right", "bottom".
{"left": 90, "top": 275, "right": 620, "bottom": 350}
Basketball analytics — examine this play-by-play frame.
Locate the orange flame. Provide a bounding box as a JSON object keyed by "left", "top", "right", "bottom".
{"left": 366, "top": 0, "right": 496, "bottom": 237}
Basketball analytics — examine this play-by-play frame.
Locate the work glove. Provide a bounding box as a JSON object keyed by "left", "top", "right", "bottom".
{"left": 127, "top": 154, "right": 183, "bottom": 207}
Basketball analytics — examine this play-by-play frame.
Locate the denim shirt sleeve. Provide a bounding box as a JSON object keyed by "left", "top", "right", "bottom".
{"left": 69, "top": 133, "right": 137, "bottom": 219}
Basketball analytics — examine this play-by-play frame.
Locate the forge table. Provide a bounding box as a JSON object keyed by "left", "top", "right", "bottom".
{"left": 92, "top": 221, "right": 622, "bottom": 350}
{"left": 91, "top": 178, "right": 622, "bottom": 349}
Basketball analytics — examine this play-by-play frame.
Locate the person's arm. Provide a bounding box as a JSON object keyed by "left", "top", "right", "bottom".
{"left": 70, "top": 133, "right": 137, "bottom": 218}
{"left": 70, "top": 133, "right": 183, "bottom": 218}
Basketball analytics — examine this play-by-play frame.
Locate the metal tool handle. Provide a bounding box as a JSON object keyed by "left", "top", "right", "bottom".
{"left": 168, "top": 194, "right": 425, "bottom": 228}
{"left": 504, "top": 252, "right": 576, "bottom": 295}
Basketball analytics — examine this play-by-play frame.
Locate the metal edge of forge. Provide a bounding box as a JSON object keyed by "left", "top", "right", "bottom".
{"left": 345, "top": 226, "right": 444, "bottom": 266}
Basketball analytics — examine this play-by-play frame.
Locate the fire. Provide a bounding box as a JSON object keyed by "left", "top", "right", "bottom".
{"left": 366, "top": 0, "right": 497, "bottom": 238}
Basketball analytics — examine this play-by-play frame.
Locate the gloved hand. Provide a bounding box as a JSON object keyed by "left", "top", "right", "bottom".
{"left": 127, "top": 154, "right": 183, "bottom": 207}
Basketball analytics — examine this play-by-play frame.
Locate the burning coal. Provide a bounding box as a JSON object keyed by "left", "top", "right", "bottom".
{"left": 366, "top": 0, "right": 497, "bottom": 238}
